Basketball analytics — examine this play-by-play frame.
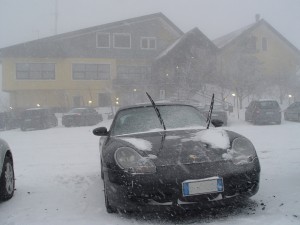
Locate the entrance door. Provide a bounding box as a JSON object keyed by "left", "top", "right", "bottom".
{"left": 98, "top": 93, "right": 111, "bottom": 107}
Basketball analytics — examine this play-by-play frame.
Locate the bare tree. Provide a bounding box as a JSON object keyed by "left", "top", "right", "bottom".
{"left": 218, "top": 51, "right": 263, "bottom": 109}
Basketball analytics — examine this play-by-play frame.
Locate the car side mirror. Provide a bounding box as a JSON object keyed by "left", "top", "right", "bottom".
{"left": 211, "top": 119, "right": 224, "bottom": 127}
{"left": 93, "top": 127, "right": 109, "bottom": 136}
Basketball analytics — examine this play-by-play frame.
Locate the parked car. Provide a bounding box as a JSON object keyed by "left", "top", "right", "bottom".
{"left": 93, "top": 103, "right": 260, "bottom": 213}
{"left": 284, "top": 102, "right": 300, "bottom": 122}
{"left": 245, "top": 100, "right": 281, "bottom": 124}
{"left": 201, "top": 104, "right": 228, "bottom": 126}
{"left": 0, "top": 138, "right": 15, "bottom": 201}
{"left": 62, "top": 107, "right": 103, "bottom": 127}
{"left": 0, "top": 110, "right": 22, "bottom": 130}
{"left": 20, "top": 108, "right": 58, "bottom": 131}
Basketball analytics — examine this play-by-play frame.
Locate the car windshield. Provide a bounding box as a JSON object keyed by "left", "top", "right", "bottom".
{"left": 111, "top": 105, "right": 207, "bottom": 135}
{"left": 258, "top": 101, "right": 279, "bottom": 109}
{"left": 204, "top": 104, "right": 224, "bottom": 111}
{"left": 68, "top": 108, "right": 86, "bottom": 114}
{"left": 23, "top": 109, "right": 45, "bottom": 118}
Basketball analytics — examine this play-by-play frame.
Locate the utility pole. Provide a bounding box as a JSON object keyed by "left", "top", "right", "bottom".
{"left": 54, "top": 0, "right": 58, "bottom": 35}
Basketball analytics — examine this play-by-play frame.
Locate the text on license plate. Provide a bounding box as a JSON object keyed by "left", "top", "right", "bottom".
{"left": 182, "top": 177, "right": 224, "bottom": 197}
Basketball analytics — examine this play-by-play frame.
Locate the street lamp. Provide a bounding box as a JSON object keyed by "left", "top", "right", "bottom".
{"left": 288, "top": 94, "right": 292, "bottom": 105}
{"left": 232, "top": 93, "right": 236, "bottom": 107}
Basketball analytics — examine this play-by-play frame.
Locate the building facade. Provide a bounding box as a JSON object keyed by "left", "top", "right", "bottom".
{"left": 0, "top": 13, "right": 183, "bottom": 110}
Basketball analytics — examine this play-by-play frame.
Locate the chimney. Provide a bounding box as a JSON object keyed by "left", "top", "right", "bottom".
{"left": 255, "top": 14, "right": 260, "bottom": 22}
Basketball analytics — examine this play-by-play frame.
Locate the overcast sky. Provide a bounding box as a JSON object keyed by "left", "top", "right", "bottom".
{"left": 0, "top": 0, "right": 300, "bottom": 49}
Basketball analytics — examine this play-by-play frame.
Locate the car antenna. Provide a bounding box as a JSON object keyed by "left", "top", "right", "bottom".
{"left": 206, "top": 93, "right": 215, "bottom": 129}
{"left": 146, "top": 92, "right": 166, "bottom": 130}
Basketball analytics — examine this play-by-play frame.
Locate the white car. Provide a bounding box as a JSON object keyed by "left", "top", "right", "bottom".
{"left": 0, "top": 138, "right": 15, "bottom": 201}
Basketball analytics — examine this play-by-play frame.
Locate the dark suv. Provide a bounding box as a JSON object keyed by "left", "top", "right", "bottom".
{"left": 20, "top": 108, "right": 58, "bottom": 131}
{"left": 284, "top": 102, "right": 300, "bottom": 122}
{"left": 245, "top": 100, "right": 281, "bottom": 125}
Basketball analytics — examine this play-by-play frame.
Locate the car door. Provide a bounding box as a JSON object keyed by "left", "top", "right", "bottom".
{"left": 290, "top": 103, "right": 300, "bottom": 121}
{"left": 82, "top": 109, "right": 90, "bottom": 125}
{"left": 86, "top": 108, "right": 98, "bottom": 125}
{"left": 245, "top": 101, "right": 255, "bottom": 121}
{"left": 286, "top": 103, "right": 298, "bottom": 121}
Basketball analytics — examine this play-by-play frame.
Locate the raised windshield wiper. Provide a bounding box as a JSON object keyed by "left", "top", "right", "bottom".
{"left": 206, "top": 93, "right": 214, "bottom": 129}
{"left": 146, "top": 92, "right": 166, "bottom": 130}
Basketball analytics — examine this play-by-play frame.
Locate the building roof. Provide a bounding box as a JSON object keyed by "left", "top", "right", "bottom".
{"left": 156, "top": 27, "right": 217, "bottom": 61}
{"left": 0, "top": 12, "right": 183, "bottom": 58}
{"left": 213, "top": 23, "right": 255, "bottom": 49}
{"left": 213, "top": 19, "right": 300, "bottom": 56}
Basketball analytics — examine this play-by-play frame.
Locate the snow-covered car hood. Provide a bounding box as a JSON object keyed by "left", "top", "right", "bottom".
{"left": 109, "top": 128, "right": 240, "bottom": 166}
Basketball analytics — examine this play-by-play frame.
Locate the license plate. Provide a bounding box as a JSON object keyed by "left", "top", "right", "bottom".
{"left": 266, "top": 112, "right": 274, "bottom": 115}
{"left": 182, "top": 177, "right": 224, "bottom": 197}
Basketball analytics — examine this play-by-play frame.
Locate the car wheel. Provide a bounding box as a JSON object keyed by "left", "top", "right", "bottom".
{"left": 0, "top": 156, "right": 15, "bottom": 201}
{"left": 64, "top": 122, "right": 71, "bottom": 127}
{"left": 39, "top": 122, "right": 47, "bottom": 130}
{"left": 53, "top": 120, "right": 58, "bottom": 127}
{"left": 104, "top": 180, "right": 117, "bottom": 213}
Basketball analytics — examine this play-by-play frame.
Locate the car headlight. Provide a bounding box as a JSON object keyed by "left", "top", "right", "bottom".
{"left": 224, "top": 137, "right": 257, "bottom": 165}
{"left": 114, "top": 147, "right": 156, "bottom": 174}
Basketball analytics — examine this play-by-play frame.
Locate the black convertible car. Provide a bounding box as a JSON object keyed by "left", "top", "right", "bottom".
{"left": 93, "top": 102, "right": 260, "bottom": 213}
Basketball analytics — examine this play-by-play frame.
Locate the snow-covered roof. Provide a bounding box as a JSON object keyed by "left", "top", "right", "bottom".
{"left": 155, "top": 27, "right": 217, "bottom": 61}
{"left": 213, "top": 19, "right": 300, "bottom": 55}
{"left": 213, "top": 23, "right": 255, "bottom": 48}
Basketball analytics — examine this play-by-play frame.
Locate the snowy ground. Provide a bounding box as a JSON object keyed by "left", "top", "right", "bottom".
{"left": 0, "top": 112, "right": 300, "bottom": 225}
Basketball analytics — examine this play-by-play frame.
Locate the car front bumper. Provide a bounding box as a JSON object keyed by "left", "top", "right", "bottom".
{"left": 104, "top": 158, "right": 260, "bottom": 211}
{"left": 253, "top": 112, "right": 281, "bottom": 123}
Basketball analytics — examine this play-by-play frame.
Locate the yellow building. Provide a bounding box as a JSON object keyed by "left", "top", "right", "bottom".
{"left": 214, "top": 16, "right": 300, "bottom": 101}
{"left": 0, "top": 13, "right": 183, "bottom": 111}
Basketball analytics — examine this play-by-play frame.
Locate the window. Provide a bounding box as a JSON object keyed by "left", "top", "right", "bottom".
{"left": 141, "top": 37, "right": 156, "bottom": 49}
{"left": 262, "top": 37, "right": 268, "bottom": 51}
{"left": 117, "top": 66, "right": 150, "bottom": 80}
{"left": 72, "top": 63, "right": 110, "bottom": 80}
{"left": 113, "top": 33, "right": 131, "bottom": 48}
{"left": 96, "top": 33, "right": 110, "bottom": 48}
{"left": 16, "top": 63, "right": 55, "bottom": 80}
